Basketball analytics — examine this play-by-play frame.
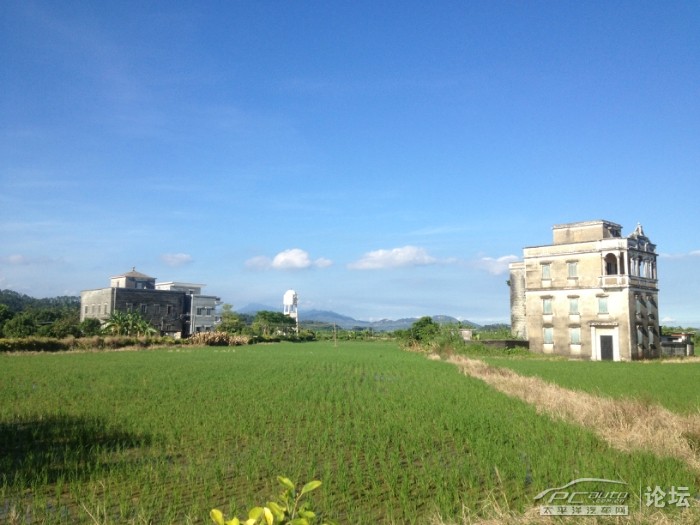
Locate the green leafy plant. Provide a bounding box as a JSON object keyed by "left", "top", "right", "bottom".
{"left": 210, "top": 476, "right": 332, "bottom": 525}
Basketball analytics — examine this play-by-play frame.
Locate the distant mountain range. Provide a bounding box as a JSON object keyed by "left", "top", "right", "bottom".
{"left": 236, "top": 304, "right": 482, "bottom": 331}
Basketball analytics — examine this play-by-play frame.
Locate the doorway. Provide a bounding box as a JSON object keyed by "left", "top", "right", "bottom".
{"left": 600, "top": 335, "right": 614, "bottom": 360}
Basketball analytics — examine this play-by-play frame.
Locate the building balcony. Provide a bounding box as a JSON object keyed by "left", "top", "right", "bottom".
{"left": 598, "top": 275, "right": 658, "bottom": 290}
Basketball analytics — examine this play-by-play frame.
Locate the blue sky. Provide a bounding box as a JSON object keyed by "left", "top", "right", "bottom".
{"left": 1, "top": 1, "right": 699, "bottom": 325}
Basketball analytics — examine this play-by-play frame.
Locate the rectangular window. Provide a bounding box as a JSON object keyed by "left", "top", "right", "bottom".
{"left": 126, "top": 303, "right": 133, "bottom": 312}
{"left": 140, "top": 304, "right": 148, "bottom": 314}
{"left": 542, "top": 298, "right": 553, "bottom": 315}
{"left": 154, "top": 304, "right": 161, "bottom": 315}
{"left": 569, "top": 297, "right": 579, "bottom": 315}
{"left": 543, "top": 327, "right": 554, "bottom": 344}
{"left": 196, "top": 307, "right": 204, "bottom": 315}
{"left": 167, "top": 305, "right": 173, "bottom": 315}
{"left": 570, "top": 327, "right": 581, "bottom": 344}
{"left": 598, "top": 297, "right": 608, "bottom": 315}
{"left": 541, "top": 263, "right": 551, "bottom": 280}
{"left": 567, "top": 261, "right": 578, "bottom": 278}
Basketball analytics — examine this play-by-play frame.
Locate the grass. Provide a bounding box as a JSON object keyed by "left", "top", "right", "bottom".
{"left": 478, "top": 357, "right": 700, "bottom": 415}
{"left": 1, "top": 341, "right": 698, "bottom": 524}
{"left": 447, "top": 355, "right": 700, "bottom": 473}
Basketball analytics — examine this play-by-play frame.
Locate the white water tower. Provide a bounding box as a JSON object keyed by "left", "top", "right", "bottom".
{"left": 283, "top": 289, "right": 299, "bottom": 333}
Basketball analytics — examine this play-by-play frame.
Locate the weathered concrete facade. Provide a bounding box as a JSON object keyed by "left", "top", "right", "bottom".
{"left": 156, "top": 282, "right": 220, "bottom": 334}
{"left": 509, "top": 220, "right": 659, "bottom": 361}
{"left": 81, "top": 270, "right": 220, "bottom": 337}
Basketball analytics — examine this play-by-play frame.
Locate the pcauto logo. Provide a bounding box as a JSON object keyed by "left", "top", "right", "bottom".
{"left": 534, "top": 478, "right": 629, "bottom": 516}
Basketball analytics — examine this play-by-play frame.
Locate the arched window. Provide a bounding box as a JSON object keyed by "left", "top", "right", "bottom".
{"left": 604, "top": 253, "right": 618, "bottom": 275}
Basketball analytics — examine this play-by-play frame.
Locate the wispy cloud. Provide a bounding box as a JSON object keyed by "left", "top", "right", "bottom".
{"left": 348, "top": 246, "right": 438, "bottom": 270}
{"left": 2, "top": 254, "right": 30, "bottom": 266}
{"left": 659, "top": 250, "right": 700, "bottom": 259}
{"left": 472, "top": 255, "right": 519, "bottom": 275}
{"left": 0, "top": 254, "right": 61, "bottom": 266}
{"left": 245, "top": 249, "right": 332, "bottom": 271}
{"left": 161, "top": 253, "right": 193, "bottom": 267}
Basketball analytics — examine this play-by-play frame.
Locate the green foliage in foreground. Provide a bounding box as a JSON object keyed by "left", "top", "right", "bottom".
{"left": 211, "top": 477, "right": 332, "bottom": 525}
{"left": 1, "top": 342, "right": 698, "bottom": 524}
{"left": 480, "top": 358, "right": 700, "bottom": 414}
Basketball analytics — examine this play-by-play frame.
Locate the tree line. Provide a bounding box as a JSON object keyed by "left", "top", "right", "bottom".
{"left": 0, "top": 290, "right": 306, "bottom": 340}
{"left": 0, "top": 290, "right": 98, "bottom": 338}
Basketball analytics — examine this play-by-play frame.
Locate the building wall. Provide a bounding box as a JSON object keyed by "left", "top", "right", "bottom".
{"left": 508, "top": 262, "right": 527, "bottom": 339}
{"left": 510, "top": 221, "right": 659, "bottom": 361}
{"left": 110, "top": 275, "right": 156, "bottom": 289}
{"left": 81, "top": 288, "right": 186, "bottom": 336}
{"left": 552, "top": 220, "right": 622, "bottom": 244}
{"left": 187, "top": 295, "right": 220, "bottom": 333}
{"left": 80, "top": 288, "right": 115, "bottom": 322}
{"left": 114, "top": 289, "right": 186, "bottom": 335}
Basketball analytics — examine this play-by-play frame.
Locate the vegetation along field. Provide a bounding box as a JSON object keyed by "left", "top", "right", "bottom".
{"left": 1, "top": 341, "right": 699, "bottom": 524}
{"left": 480, "top": 357, "right": 700, "bottom": 415}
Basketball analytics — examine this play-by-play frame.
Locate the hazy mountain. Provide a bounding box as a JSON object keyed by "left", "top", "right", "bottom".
{"left": 236, "top": 304, "right": 481, "bottom": 332}
{"left": 299, "top": 309, "right": 365, "bottom": 326}
{"left": 237, "top": 303, "right": 279, "bottom": 314}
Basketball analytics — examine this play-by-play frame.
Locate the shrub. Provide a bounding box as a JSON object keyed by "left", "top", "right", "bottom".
{"left": 211, "top": 477, "right": 333, "bottom": 525}
{"left": 189, "top": 332, "right": 251, "bottom": 346}
{"left": 0, "top": 337, "right": 70, "bottom": 353}
{"left": 0, "top": 335, "right": 186, "bottom": 353}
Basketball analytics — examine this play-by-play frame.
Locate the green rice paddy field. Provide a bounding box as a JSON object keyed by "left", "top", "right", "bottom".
{"left": 481, "top": 357, "right": 700, "bottom": 415}
{"left": 1, "top": 341, "right": 698, "bottom": 524}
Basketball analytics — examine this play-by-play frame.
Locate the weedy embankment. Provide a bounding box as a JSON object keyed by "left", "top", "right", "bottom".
{"left": 432, "top": 354, "right": 700, "bottom": 525}
{"left": 445, "top": 355, "right": 700, "bottom": 473}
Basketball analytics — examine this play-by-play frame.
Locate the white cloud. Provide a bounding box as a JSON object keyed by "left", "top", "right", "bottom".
{"left": 661, "top": 316, "right": 676, "bottom": 324}
{"left": 473, "top": 255, "right": 519, "bottom": 275}
{"left": 272, "top": 249, "right": 314, "bottom": 269}
{"left": 348, "top": 246, "right": 437, "bottom": 270}
{"left": 246, "top": 249, "right": 332, "bottom": 271}
{"left": 161, "top": 253, "right": 193, "bottom": 267}
{"left": 314, "top": 257, "right": 333, "bottom": 268}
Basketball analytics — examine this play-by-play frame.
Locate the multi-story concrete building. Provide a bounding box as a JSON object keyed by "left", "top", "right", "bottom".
{"left": 155, "top": 281, "right": 220, "bottom": 334}
{"left": 509, "top": 220, "right": 659, "bottom": 361}
{"left": 80, "top": 269, "right": 220, "bottom": 337}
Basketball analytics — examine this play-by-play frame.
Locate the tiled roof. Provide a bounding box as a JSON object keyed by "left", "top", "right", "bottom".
{"left": 112, "top": 267, "right": 155, "bottom": 280}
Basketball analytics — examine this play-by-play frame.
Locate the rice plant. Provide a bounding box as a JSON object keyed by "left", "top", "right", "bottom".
{"left": 1, "top": 342, "right": 697, "bottom": 524}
